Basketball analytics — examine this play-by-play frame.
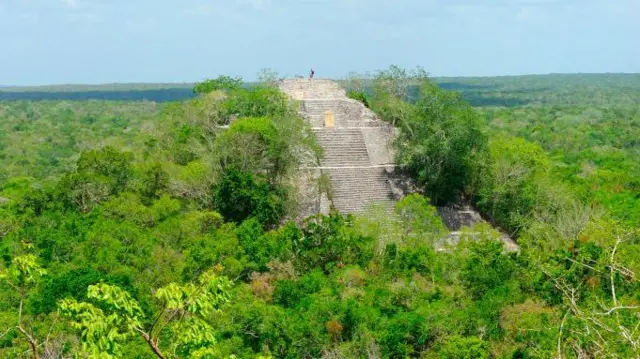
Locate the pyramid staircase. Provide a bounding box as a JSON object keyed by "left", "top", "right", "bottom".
{"left": 279, "top": 79, "right": 398, "bottom": 214}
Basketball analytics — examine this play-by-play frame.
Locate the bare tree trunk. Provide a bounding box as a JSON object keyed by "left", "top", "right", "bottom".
{"left": 137, "top": 330, "right": 168, "bottom": 359}
{"left": 557, "top": 310, "right": 570, "bottom": 359}
{"left": 17, "top": 326, "right": 40, "bottom": 359}
{"left": 17, "top": 292, "right": 40, "bottom": 359}
{"left": 146, "top": 337, "right": 167, "bottom": 359}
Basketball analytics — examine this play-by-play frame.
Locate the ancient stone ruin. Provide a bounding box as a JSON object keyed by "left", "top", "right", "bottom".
{"left": 279, "top": 78, "right": 517, "bottom": 250}
{"left": 279, "top": 79, "right": 404, "bottom": 217}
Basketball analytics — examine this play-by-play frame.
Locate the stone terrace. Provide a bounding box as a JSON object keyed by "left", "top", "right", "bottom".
{"left": 279, "top": 79, "right": 400, "bottom": 215}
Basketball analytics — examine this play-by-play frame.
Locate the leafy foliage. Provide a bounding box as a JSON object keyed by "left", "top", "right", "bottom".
{"left": 1, "top": 71, "right": 639, "bottom": 359}
{"left": 193, "top": 76, "right": 244, "bottom": 95}
{"left": 346, "top": 90, "right": 370, "bottom": 108}
{"left": 60, "top": 268, "right": 232, "bottom": 359}
{"left": 369, "top": 67, "right": 489, "bottom": 203}
{"left": 212, "top": 168, "right": 287, "bottom": 227}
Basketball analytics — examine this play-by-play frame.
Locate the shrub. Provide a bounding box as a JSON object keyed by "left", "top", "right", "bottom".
{"left": 437, "top": 336, "right": 491, "bottom": 359}
{"left": 347, "top": 90, "right": 370, "bottom": 108}
{"left": 193, "top": 75, "right": 243, "bottom": 95}
{"left": 212, "top": 168, "right": 287, "bottom": 227}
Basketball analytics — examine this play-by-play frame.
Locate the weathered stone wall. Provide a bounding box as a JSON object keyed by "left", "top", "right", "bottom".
{"left": 361, "top": 127, "right": 396, "bottom": 166}
{"left": 279, "top": 79, "right": 401, "bottom": 214}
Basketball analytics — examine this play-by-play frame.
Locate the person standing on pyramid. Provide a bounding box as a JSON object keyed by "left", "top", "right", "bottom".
{"left": 309, "top": 68, "right": 315, "bottom": 80}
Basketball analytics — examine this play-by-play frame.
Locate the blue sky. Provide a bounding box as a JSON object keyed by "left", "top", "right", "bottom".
{"left": 1, "top": 0, "right": 639, "bottom": 85}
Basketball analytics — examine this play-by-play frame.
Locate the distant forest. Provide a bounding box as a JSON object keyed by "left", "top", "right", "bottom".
{"left": 2, "top": 70, "right": 639, "bottom": 358}
{"left": 3, "top": 73, "right": 639, "bottom": 107}
{"left": 0, "top": 88, "right": 194, "bottom": 102}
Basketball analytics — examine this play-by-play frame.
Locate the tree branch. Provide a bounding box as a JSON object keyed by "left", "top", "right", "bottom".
{"left": 16, "top": 325, "right": 39, "bottom": 359}
{"left": 557, "top": 309, "right": 570, "bottom": 359}
{"left": 595, "top": 306, "right": 640, "bottom": 316}
{"left": 610, "top": 236, "right": 622, "bottom": 308}
{"left": 136, "top": 328, "right": 167, "bottom": 359}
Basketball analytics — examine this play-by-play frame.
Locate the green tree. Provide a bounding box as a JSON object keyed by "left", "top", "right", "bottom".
{"left": 212, "top": 168, "right": 287, "bottom": 227}
{"left": 76, "top": 146, "right": 134, "bottom": 194}
{"left": 370, "top": 66, "right": 489, "bottom": 203}
{"left": 214, "top": 117, "right": 286, "bottom": 180}
{"left": 59, "top": 267, "right": 232, "bottom": 359}
{"left": 536, "top": 221, "right": 640, "bottom": 358}
{"left": 436, "top": 336, "right": 491, "bottom": 359}
{"left": 370, "top": 66, "right": 417, "bottom": 128}
{"left": 58, "top": 147, "right": 135, "bottom": 212}
{"left": 294, "top": 213, "right": 374, "bottom": 273}
{"left": 1, "top": 255, "right": 47, "bottom": 359}
{"left": 477, "top": 137, "right": 552, "bottom": 233}
{"left": 395, "top": 194, "right": 447, "bottom": 245}
{"left": 135, "top": 162, "right": 169, "bottom": 203}
{"left": 459, "top": 229, "right": 517, "bottom": 300}
{"left": 193, "top": 76, "right": 243, "bottom": 95}
{"left": 398, "top": 81, "right": 488, "bottom": 203}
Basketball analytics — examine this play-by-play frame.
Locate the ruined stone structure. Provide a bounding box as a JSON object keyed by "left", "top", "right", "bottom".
{"left": 437, "top": 204, "right": 518, "bottom": 251}
{"left": 280, "top": 78, "right": 517, "bottom": 250}
{"left": 279, "top": 79, "right": 403, "bottom": 216}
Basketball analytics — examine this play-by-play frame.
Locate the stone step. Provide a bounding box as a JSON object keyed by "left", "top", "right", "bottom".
{"left": 314, "top": 141, "right": 369, "bottom": 148}
{"left": 316, "top": 150, "right": 369, "bottom": 154}
{"left": 304, "top": 102, "right": 346, "bottom": 107}
{"left": 314, "top": 128, "right": 371, "bottom": 167}
{"left": 318, "top": 154, "right": 370, "bottom": 159}
{"left": 321, "top": 160, "right": 370, "bottom": 167}
{"left": 320, "top": 156, "right": 370, "bottom": 165}
{"left": 327, "top": 169, "right": 389, "bottom": 176}
{"left": 320, "top": 167, "right": 396, "bottom": 213}
{"left": 300, "top": 100, "right": 367, "bottom": 127}
{"left": 278, "top": 80, "right": 347, "bottom": 100}
{"left": 331, "top": 179, "right": 389, "bottom": 185}
{"left": 280, "top": 78, "right": 400, "bottom": 215}
{"left": 313, "top": 128, "right": 362, "bottom": 135}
